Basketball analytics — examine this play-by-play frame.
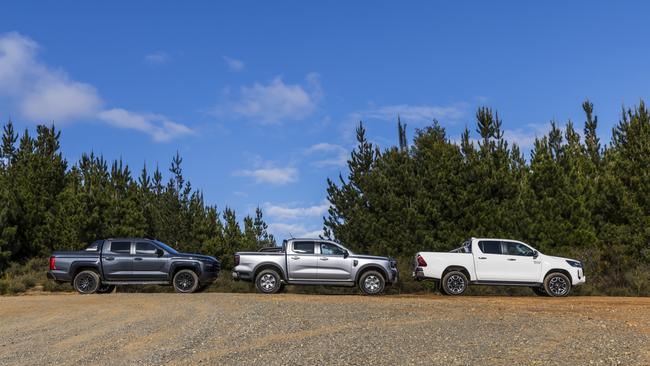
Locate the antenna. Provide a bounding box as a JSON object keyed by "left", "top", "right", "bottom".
{"left": 289, "top": 232, "right": 295, "bottom": 239}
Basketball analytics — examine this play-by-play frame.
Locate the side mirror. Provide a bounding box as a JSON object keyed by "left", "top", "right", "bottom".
{"left": 343, "top": 250, "right": 349, "bottom": 259}
{"left": 156, "top": 248, "right": 164, "bottom": 257}
{"left": 532, "top": 250, "right": 538, "bottom": 259}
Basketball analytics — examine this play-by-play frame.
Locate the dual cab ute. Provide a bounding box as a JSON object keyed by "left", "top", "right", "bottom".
{"left": 232, "top": 238, "right": 398, "bottom": 295}
{"left": 48, "top": 238, "right": 220, "bottom": 294}
{"left": 413, "top": 238, "right": 585, "bottom": 297}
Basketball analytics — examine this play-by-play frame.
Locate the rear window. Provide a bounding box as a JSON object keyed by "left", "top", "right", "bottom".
{"left": 478, "top": 241, "right": 502, "bottom": 254}
{"left": 84, "top": 240, "right": 102, "bottom": 251}
{"left": 136, "top": 242, "right": 158, "bottom": 254}
{"left": 109, "top": 241, "right": 131, "bottom": 254}
{"left": 293, "top": 241, "right": 314, "bottom": 254}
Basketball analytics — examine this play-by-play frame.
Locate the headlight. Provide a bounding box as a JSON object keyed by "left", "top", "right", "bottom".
{"left": 566, "top": 260, "right": 582, "bottom": 268}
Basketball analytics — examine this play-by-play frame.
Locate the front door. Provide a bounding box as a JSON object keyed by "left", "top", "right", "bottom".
{"left": 317, "top": 242, "right": 352, "bottom": 281}
{"left": 102, "top": 241, "right": 133, "bottom": 280}
{"left": 131, "top": 241, "right": 168, "bottom": 281}
{"left": 287, "top": 241, "right": 318, "bottom": 280}
{"left": 501, "top": 242, "right": 541, "bottom": 282}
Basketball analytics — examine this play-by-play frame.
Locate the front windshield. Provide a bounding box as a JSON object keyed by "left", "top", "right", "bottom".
{"left": 153, "top": 240, "right": 179, "bottom": 254}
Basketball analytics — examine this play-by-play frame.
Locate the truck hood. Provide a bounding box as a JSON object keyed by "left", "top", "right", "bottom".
{"left": 543, "top": 254, "right": 580, "bottom": 264}
{"left": 175, "top": 252, "right": 220, "bottom": 263}
{"left": 349, "top": 254, "right": 391, "bottom": 261}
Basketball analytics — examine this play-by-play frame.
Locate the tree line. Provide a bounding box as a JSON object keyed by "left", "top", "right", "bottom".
{"left": 324, "top": 101, "right": 650, "bottom": 295}
{"left": 0, "top": 121, "right": 274, "bottom": 273}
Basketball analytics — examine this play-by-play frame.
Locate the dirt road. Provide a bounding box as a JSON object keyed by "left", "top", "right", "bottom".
{"left": 0, "top": 293, "right": 648, "bottom": 365}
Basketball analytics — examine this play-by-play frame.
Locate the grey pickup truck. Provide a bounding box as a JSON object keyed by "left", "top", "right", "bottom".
{"left": 232, "top": 238, "right": 398, "bottom": 295}
{"left": 48, "top": 238, "right": 220, "bottom": 294}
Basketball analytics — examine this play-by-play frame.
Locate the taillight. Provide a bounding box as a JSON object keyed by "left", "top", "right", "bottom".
{"left": 49, "top": 256, "right": 56, "bottom": 270}
{"left": 416, "top": 254, "right": 427, "bottom": 267}
{"left": 234, "top": 254, "right": 240, "bottom": 266}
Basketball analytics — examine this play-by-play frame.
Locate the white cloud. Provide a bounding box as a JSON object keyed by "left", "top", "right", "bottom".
{"left": 504, "top": 123, "right": 550, "bottom": 151}
{"left": 215, "top": 73, "right": 322, "bottom": 123}
{"left": 358, "top": 103, "right": 468, "bottom": 124}
{"left": 305, "top": 142, "right": 348, "bottom": 168}
{"left": 268, "top": 222, "right": 324, "bottom": 239}
{"left": 144, "top": 51, "right": 170, "bottom": 65}
{"left": 20, "top": 76, "right": 102, "bottom": 122}
{"left": 222, "top": 56, "right": 244, "bottom": 71}
{"left": 98, "top": 108, "right": 194, "bottom": 142}
{"left": 264, "top": 200, "right": 329, "bottom": 219}
{"left": 0, "top": 32, "right": 192, "bottom": 141}
{"left": 235, "top": 166, "right": 298, "bottom": 185}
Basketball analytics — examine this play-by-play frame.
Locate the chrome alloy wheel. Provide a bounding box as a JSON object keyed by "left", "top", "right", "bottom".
{"left": 548, "top": 276, "right": 568, "bottom": 296}
{"left": 446, "top": 274, "right": 466, "bottom": 294}
{"left": 175, "top": 272, "right": 195, "bottom": 292}
{"left": 259, "top": 273, "right": 277, "bottom": 291}
{"left": 76, "top": 273, "right": 96, "bottom": 293}
{"left": 363, "top": 275, "right": 381, "bottom": 293}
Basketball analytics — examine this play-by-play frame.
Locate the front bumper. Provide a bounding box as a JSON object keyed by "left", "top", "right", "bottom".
{"left": 198, "top": 270, "right": 219, "bottom": 285}
{"left": 574, "top": 268, "right": 586, "bottom": 285}
{"left": 389, "top": 268, "right": 399, "bottom": 283}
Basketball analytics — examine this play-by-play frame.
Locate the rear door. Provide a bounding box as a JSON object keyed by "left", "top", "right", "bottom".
{"left": 317, "top": 242, "right": 353, "bottom": 281}
{"left": 131, "top": 241, "right": 168, "bottom": 281}
{"left": 287, "top": 241, "right": 318, "bottom": 281}
{"left": 473, "top": 240, "right": 508, "bottom": 281}
{"left": 101, "top": 241, "right": 133, "bottom": 280}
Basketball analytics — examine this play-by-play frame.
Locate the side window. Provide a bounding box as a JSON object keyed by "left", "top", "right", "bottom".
{"left": 109, "top": 241, "right": 131, "bottom": 254}
{"left": 320, "top": 243, "right": 345, "bottom": 256}
{"left": 293, "top": 241, "right": 315, "bottom": 254}
{"left": 136, "top": 242, "right": 158, "bottom": 255}
{"left": 504, "top": 242, "right": 534, "bottom": 256}
{"left": 478, "top": 241, "right": 502, "bottom": 255}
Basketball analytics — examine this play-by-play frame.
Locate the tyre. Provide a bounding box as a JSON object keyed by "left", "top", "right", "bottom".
{"left": 441, "top": 271, "right": 468, "bottom": 296}
{"left": 359, "top": 270, "right": 385, "bottom": 295}
{"left": 255, "top": 269, "right": 281, "bottom": 294}
{"left": 97, "top": 284, "right": 116, "bottom": 294}
{"left": 73, "top": 270, "right": 100, "bottom": 294}
{"left": 173, "top": 269, "right": 199, "bottom": 293}
{"left": 543, "top": 272, "right": 571, "bottom": 297}
{"left": 531, "top": 286, "right": 548, "bottom": 296}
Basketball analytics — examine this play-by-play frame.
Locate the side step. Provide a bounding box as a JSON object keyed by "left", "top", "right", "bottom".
{"left": 102, "top": 281, "right": 170, "bottom": 285}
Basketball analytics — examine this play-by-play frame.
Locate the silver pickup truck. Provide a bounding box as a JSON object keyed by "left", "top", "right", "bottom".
{"left": 232, "top": 238, "right": 398, "bottom": 295}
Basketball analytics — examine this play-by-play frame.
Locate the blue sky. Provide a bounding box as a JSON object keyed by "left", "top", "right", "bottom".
{"left": 1, "top": 2, "right": 649, "bottom": 240}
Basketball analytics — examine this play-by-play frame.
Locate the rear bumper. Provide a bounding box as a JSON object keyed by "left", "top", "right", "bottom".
{"left": 47, "top": 270, "right": 71, "bottom": 282}
{"left": 231, "top": 270, "right": 253, "bottom": 282}
{"left": 413, "top": 267, "right": 438, "bottom": 281}
{"left": 413, "top": 267, "right": 425, "bottom": 281}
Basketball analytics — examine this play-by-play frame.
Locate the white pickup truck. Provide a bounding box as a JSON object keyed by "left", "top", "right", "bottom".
{"left": 413, "top": 238, "right": 585, "bottom": 297}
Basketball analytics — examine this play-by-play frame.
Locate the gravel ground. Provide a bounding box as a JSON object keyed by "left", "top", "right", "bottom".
{"left": 0, "top": 293, "right": 648, "bottom": 366}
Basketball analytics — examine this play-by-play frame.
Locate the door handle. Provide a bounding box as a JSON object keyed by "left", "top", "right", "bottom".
{"left": 104, "top": 257, "right": 115, "bottom": 261}
{"left": 290, "top": 256, "right": 300, "bottom": 260}
{"left": 478, "top": 257, "right": 487, "bottom": 260}
{"left": 320, "top": 257, "right": 328, "bottom": 261}
{"left": 134, "top": 257, "right": 143, "bottom": 261}
{"left": 507, "top": 258, "right": 517, "bottom": 261}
